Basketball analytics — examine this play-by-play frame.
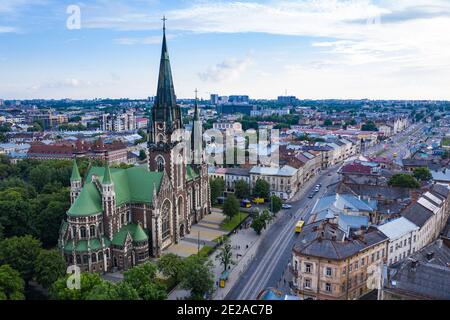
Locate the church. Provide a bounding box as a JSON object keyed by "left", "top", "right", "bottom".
{"left": 58, "top": 22, "right": 210, "bottom": 273}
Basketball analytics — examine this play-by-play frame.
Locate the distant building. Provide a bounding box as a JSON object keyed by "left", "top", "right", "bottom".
{"left": 217, "top": 104, "right": 256, "bottom": 116}
{"left": 210, "top": 94, "right": 219, "bottom": 105}
{"left": 212, "top": 122, "right": 242, "bottom": 131}
{"left": 249, "top": 165, "right": 298, "bottom": 200}
{"left": 228, "top": 95, "right": 249, "bottom": 104}
{"left": 277, "top": 96, "right": 298, "bottom": 105}
{"left": 27, "top": 138, "right": 128, "bottom": 164}
{"left": 135, "top": 117, "right": 148, "bottom": 130}
{"left": 102, "top": 110, "right": 136, "bottom": 132}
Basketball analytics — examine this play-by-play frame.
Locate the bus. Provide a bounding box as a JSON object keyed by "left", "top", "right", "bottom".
{"left": 295, "top": 220, "right": 305, "bottom": 233}
{"left": 240, "top": 199, "right": 252, "bottom": 208}
{"left": 252, "top": 197, "right": 265, "bottom": 204}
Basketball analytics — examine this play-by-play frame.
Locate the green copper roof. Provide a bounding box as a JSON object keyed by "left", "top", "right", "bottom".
{"left": 67, "top": 182, "right": 103, "bottom": 217}
{"left": 67, "top": 166, "right": 163, "bottom": 217}
{"left": 112, "top": 224, "right": 149, "bottom": 246}
{"left": 102, "top": 163, "right": 112, "bottom": 185}
{"left": 186, "top": 165, "right": 199, "bottom": 181}
{"left": 70, "top": 159, "right": 81, "bottom": 182}
{"left": 64, "top": 237, "right": 111, "bottom": 253}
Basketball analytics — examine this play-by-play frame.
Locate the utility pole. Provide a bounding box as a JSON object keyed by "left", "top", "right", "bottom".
{"left": 197, "top": 231, "right": 200, "bottom": 254}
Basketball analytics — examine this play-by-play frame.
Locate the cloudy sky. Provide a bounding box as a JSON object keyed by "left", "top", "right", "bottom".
{"left": 1, "top": 0, "right": 450, "bottom": 100}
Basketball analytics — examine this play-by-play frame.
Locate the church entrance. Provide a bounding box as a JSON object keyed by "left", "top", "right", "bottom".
{"left": 179, "top": 224, "right": 185, "bottom": 238}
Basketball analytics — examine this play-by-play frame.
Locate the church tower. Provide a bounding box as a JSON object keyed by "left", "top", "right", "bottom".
{"left": 148, "top": 17, "right": 184, "bottom": 180}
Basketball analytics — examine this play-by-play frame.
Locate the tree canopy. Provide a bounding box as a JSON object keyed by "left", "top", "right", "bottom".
{"left": 223, "top": 194, "right": 240, "bottom": 221}
{"left": 413, "top": 167, "right": 432, "bottom": 182}
{"left": 234, "top": 180, "right": 250, "bottom": 199}
{"left": 388, "top": 174, "right": 420, "bottom": 188}
{"left": 253, "top": 179, "right": 270, "bottom": 199}
{"left": 0, "top": 264, "right": 25, "bottom": 300}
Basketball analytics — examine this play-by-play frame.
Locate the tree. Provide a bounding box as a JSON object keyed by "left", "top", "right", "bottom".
{"left": 180, "top": 255, "right": 214, "bottom": 300}
{"left": 49, "top": 272, "right": 104, "bottom": 300}
{"left": 138, "top": 150, "right": 147, "bottom": 161}
{"left": 0, "top": 264, "right": 25, "bottom": 300}
{"left": 251, "top": 213, "right": 266, "bottom": 235}
{"left": 413, "top": 167, "right": 432, "bottom": 182}
{"left": 323, "top": 119, "right": 332, "bottom": 126}
{"left": 215, "top": 238, "right": 235, "bottom": 273}
{"left": 123, "top": 262, "right": 167, "bottom": 300}
{"left": 388, "top": 174, "right": 420, "bottom": 188}
{"left": 234, "top": 180, "right": 250, "bottom": 199}
{"left": 223, "top": 194, "right": 239, "bottom": 221}
{"left": 0, "top": 235, "right": 41, "bottom": 283}
{"left": 269, "top": 195, "right": 282, "bottom": 214}
{"left": 361, "top": 121, "right": 378, "bottom": 132}
{"left": 35, "top": 249, "right": 66, "bottom": 289}
{"left": 157, "top": 253, "right": 184, "bottom": 281}
{"left": 210, "top": 177, "right": 224, "bottom": 205}
{"left": 85, "top": 281, "right": 140, "bottom": 300}
{"left": 253, "top": 179, "right": 270, "bottom": 199}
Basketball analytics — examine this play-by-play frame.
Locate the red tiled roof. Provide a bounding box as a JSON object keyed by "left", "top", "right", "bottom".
{"left": 341, "top": 162, "right": 372, "bottom": 174}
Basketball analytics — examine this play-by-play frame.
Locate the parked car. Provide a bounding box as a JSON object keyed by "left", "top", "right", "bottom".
{"left": 282, "top": 204, "right": 292, "bottom": 209}
{"left": 308, "top": 193, "right": 315, "bottom": 199}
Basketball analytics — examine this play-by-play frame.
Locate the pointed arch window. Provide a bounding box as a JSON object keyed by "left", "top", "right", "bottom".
{"left": 161, "top": 200, "right": 171, "bottom": 240}
{"left": 80, "top": 226, "right": 87, "bottom": 238}
{"left": 156, "top": 156, "right": 165, "bottom": 172}
{"left": 89, "top": 225, "right": 96, "bottom": 238}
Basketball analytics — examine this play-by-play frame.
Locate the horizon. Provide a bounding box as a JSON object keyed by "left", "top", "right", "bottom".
{"left": 1, "top": 1, "right": 450, "bottom": 100}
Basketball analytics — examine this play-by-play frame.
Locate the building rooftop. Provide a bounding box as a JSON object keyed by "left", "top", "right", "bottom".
{"left": 377, "top": 217, "right": 419, "bottom": 241}
{"left": 385, "top": 240, "right": 450, "bottom": 299}
{"left": 293, "top": 220, "right": 388, "bottom": 261}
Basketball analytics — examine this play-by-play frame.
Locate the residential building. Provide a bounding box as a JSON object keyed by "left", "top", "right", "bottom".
{"left": 102, "top": 110, "right": 136, "bottom": 132}
{"left": 381, "top": 238, "right": 450, "bottom": 300}
{"left": 377, "top": 217, "right": 420, "bottom": 265}
{"left": 291, "top": 220, "right": 388, "bottom": 300}
{"left": 249, "top": 165, "right": 298, "bottom": 200}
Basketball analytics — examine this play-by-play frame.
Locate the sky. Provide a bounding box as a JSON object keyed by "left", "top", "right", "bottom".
{"left": 1, "top": 0, "right": 450, "bottom": 100}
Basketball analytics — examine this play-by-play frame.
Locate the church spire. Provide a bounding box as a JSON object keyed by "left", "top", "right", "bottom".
{"left": 153, "top": 16, "right": 180, "bottom": 131}
{"left": 191, "top": 89, "right": 202, "bottom": 163}
{"left": 70, "top": 159, "right": 81, "bottom": 182}
{"left": 102, "top": 162, "right": 112, "bottom": 185}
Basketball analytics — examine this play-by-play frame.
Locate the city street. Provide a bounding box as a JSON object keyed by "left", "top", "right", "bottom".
{"left": 226, "top": 125, "right": 422, "bottom": 300}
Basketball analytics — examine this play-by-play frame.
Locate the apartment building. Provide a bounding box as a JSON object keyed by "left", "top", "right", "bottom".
{"left": 377, "top": 217, "right": 420, "bottom": 265}
{"left": 249, "top": 165, "right": 298, "bottom": 200}
{"left": 291, "top": 220, "right": 388, "bottom": 300}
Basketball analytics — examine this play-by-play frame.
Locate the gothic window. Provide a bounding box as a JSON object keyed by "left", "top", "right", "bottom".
{"left": 177, "top": 154, "right": 183, "bottom": 187}
{"left": 90, "top": 225, "right": 96, "bottom": 238}
{"left": 83, "top": 255, "right": 89, "bottom": 264}
{"left": 72, "top": 226, "right": 76, "bottom": 238}
{"left": 98, "top": 252, "right": 103, "bottom": 261}
{"left": 80, "top": 226, "right": 86, "bottom": 238}
{"left": 76, "top": 255, "right": 81, "bottom": 264}
{"left": 121, "top": 213, "right": 125, "bottom": 225}
{"left": 91, "top": 253, "right": 97, "bottom": 263}
{"left": 156, "top": 156, "right": 165, "bottom": 172}
{"left": 161, "top": 200, "right": 171, "bottom": 240}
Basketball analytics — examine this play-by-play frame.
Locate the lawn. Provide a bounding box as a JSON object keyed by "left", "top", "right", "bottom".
{"left": 220, "top": 212, "right": 249, "bottom": 232}
{"left": 197, "top": 245, "right": 214, "bottom": 257}
{"left": 442, "top": 137, "right": 450, "bottom": 147}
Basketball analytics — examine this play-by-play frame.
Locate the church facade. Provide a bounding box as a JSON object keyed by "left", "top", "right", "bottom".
{"left": 58, "top": 24, "right": 210, "bottom": 273}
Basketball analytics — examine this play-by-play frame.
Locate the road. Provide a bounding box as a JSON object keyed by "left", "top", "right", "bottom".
{"left": 226, "top": 123, "right": 425, "bottom": 300}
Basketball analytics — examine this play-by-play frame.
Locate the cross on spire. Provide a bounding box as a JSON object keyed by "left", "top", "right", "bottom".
{"left": 162, "top": 15, "right": 167, "bottom": 32}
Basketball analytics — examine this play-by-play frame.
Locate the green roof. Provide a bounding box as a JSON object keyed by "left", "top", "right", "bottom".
{"left": 186, "top": 165, "right": 199, "bottom": 181}
{"left": 112, "top": 224, "right": 149, "bottom": 246}
{"left": 67, "top": 166, "right": 163, "bottom": 217}
{"left": 70, "top": 160, "right": 81, "bottom": 182}
{"left": 64, "top": 237, "right": 111, "bottom": 253}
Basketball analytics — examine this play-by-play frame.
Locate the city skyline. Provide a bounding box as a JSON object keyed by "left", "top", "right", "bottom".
{"left": 1, "top": 0, "right": 450, "bottom": 100}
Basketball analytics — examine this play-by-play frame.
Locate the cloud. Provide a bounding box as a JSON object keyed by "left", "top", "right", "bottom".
{"left": 29, "top": 78, "right": 107, "bottom": 91}
{"left": 114, "top": 34, "right": 176, "bottom": 45}
{"left": 198, "top": 57, "right": 252, "bottom": 82}
{"left": 0, "top": 26, "right": 16, "bottom": 33}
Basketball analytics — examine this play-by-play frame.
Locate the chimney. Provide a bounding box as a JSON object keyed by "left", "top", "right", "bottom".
{"left": 426, "top": 252, "right": 434, "bottom": 261}
{"left": 410, "top": 259, "right": 419, "bottom": 269}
